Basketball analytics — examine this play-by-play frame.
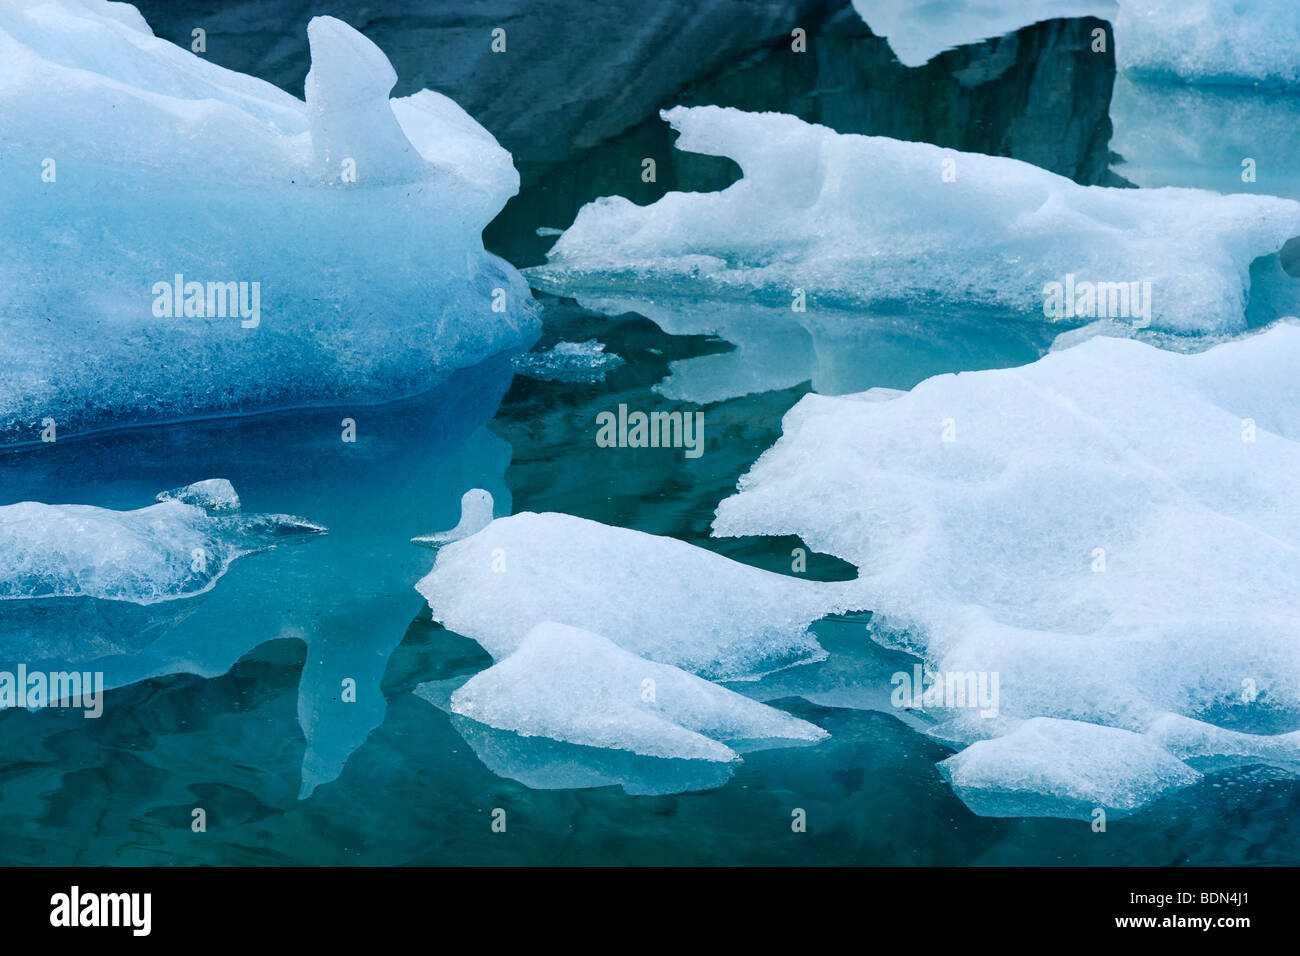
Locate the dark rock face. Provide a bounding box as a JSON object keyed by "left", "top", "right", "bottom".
{"left": 134, "top": 1, "right": 1120, "bottom": 265}
{"left": 131, "top": 0, "right": 825, "bottom": 165}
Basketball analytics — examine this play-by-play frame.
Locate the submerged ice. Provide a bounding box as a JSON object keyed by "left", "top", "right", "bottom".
{"left": 511, "top": 339, "right": 625, "bottom": 383}
{"left": 0, "top": 1, "right": 537, "bottom": 445}
{"left": 529, "top": 107, "right": 1300, "bottom": 335}
{"left": 714, "top": 322, "right": 1300, "bottom": 816}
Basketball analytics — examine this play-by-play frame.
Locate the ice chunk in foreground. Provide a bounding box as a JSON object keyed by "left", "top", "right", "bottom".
{"left": 715, "top": 322, "right": 1300, "bottom": 814}
{"left": 417, "top": 504, "right": 859, "bottom": 680}
{"left": 0, "top": 484, "right": 322, "bottom": 603}
{"left": 0, "top": 2, "right": 537, "bottom": 445}
{"left": 528, "top": 107, "right": 1300, "bottom": 335}
{"left": 437, "top": 622, "right": 826, "bottom": 764}
{"left": 940, "top": 719, "right": 1202, "bottom": 819}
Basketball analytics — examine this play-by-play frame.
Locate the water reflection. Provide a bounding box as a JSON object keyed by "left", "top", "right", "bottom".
{"left": 0, "top": 355, "right": 516, "bottom": 796}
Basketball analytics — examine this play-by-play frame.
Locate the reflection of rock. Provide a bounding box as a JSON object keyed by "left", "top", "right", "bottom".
{"left": 133, "top": 1, "right": 1122, "bottom": 267}
{"left": 133, "top": 0, "right": 824, "bottom": 166}
{"left": 0, "top": 356, "right": 516, "bottom": 798}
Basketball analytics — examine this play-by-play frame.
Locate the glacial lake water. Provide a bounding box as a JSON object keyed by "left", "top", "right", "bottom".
{"left": 1, "top": 293, "right": 1296, "bottom": 865}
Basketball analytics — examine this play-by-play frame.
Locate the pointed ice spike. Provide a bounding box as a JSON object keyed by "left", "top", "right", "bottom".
{"left": 304, "top": 16, "right": 426, "bottom": 184}
{"left": 412, "top": 489, "right": 495, "bottom": 547}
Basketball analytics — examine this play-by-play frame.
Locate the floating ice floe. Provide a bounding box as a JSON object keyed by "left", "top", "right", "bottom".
{"left": 429, "top": 622, "right": 826, "bottom": 765}
{"left": 416, "top": 492, "right": 860, "bottom": 681}
{"left": 0, "top": 1, "right": 537, "bottom": 445}
{"left": 852, "top": 0, "right": 1300, "bottom": 88}
{"left": 528, "top": 106, "right": 1300, "bottom": 335}
{"left": 511, "top": 340, "right": 625, "bottom": 383}
{"left": 0, "top": 480, "right": 322, "bottom": 604}
{"left": 714, "top": 321, "right": 1300, "bottom": 816}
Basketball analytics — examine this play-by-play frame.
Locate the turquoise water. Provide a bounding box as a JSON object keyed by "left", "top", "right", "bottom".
{"left": 1, "top": 296, "right": 1296, "bottom": 865}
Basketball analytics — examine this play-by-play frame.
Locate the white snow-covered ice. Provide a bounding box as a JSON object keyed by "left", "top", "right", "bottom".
{"left": 714, "top": 321, "right": 1300, "bottom": 815}
{"left": 528, "top": 106, "right": 1300, "bottom": 335}
{"left": 417, "top": 499, "right": 861, "bottom": 681}
{"left": 1114, "top": 0, "right": 1300, "bottom": 88}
